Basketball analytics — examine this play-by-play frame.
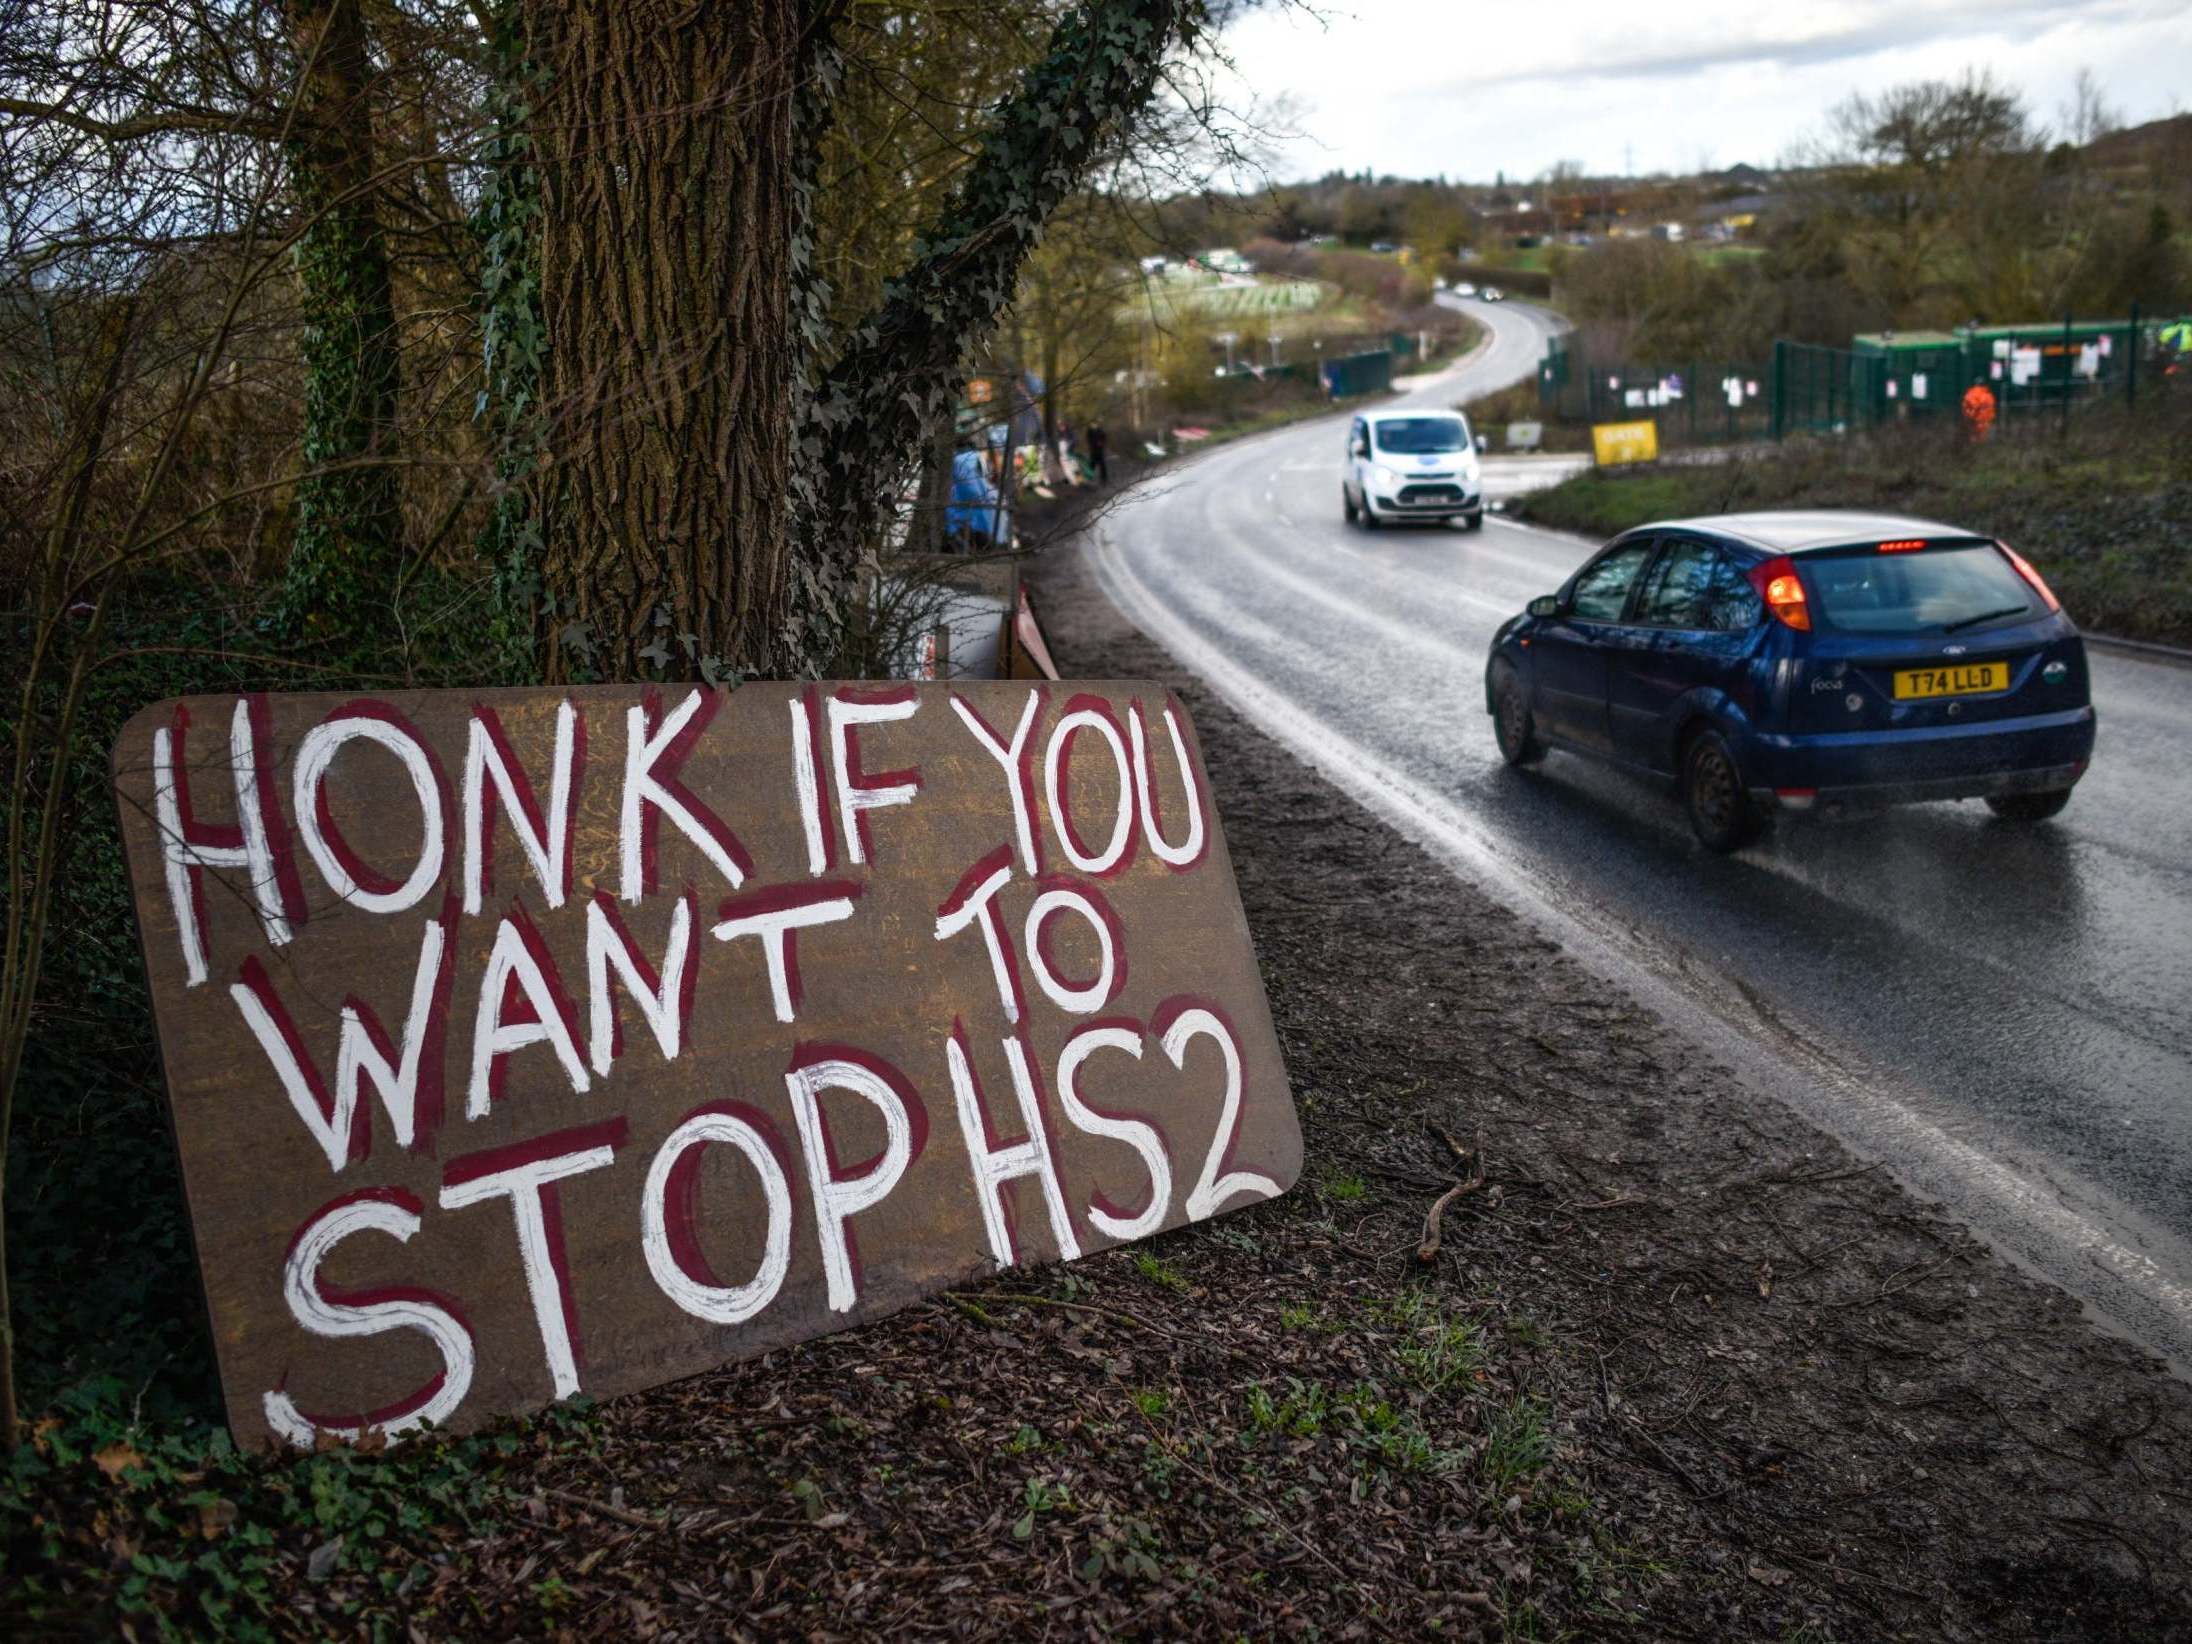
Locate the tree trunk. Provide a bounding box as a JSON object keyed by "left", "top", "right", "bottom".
{"left": 279, "top": 0, "right": 403, "bottom": 636}
{"left": 527, "top": 0, "right": 803, "bottom": 681}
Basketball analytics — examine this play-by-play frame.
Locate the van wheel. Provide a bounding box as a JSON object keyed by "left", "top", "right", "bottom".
{"left": 1464, "top": 510, "right": 1484, "bottom": 531}
{"left": 1987, "top": 788, "right": 2073, "bottom": 822}
{"left": 1343, "top": 488, "right": 1358, "bottom": 525}
{"left": 1682, "top": 729, "right": 1763, "bottom": 852}
{"left": 1359, "top": 501, "right": 1379, "bottom": 531}
{"left": 1490, "top": 663, "right": 1545, "bottom": 766}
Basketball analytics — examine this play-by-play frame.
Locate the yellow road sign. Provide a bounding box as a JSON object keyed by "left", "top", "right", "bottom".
{"left": 1592, "top": 420, "right": 1659, "bottom": 466}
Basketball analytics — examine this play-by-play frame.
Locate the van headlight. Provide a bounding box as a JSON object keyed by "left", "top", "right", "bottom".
{"left": 1371, "top": 464, "right": 1402, "bottom": 489}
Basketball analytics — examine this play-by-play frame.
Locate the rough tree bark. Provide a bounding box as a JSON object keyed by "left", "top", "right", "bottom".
{"left": 521, "top": 0, "right": 1202, "bottom": 678}
{"left": 279, "top": 0, "right": 403, "bottom": 635}
{"left": 526, "top": 0, "right": 806, "bottom": 681}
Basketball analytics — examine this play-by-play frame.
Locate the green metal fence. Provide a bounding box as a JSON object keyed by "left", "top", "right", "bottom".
{"left": 1539, "top": 344, "right": 1774, "bottom": 446}
{"left": 1538, "top": 309, "right": 2185, "bottom": 451}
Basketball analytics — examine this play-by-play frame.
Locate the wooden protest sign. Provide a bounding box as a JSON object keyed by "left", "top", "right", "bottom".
{"left": 111, "top": 683, "right": 1299, "bottom": 1449}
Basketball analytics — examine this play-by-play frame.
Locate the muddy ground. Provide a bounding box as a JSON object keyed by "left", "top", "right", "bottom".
{"left": 15, "top": 516, "right": 2192, "bottom": 1642}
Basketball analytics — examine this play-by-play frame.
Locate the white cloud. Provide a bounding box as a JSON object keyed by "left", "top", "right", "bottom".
{"left": 1220, "top": 0, "right": 2192, "bottom": 181}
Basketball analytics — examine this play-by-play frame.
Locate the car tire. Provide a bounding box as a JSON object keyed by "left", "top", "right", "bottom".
{"left": 1343, "top": 487, "right": 1358, "bottom": 526}
{"left": 1490, "top": 663, "right": 1545, "bottom": 767}
{"left": 1359, "top": 501, "right": 1379, "bottom": 531}
{"left": 1986, "top": 788, "right": 2073, "bottom": 822}
{"left": 1464, "top": 510, "right": 1484, "bottom": 532}
{"left": 1681, "top": 729, "right": 1763, "bottom": 852}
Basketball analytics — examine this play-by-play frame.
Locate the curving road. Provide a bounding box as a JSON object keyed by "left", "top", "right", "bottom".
{"left": 1088, "top": 296, "right": 2192, "bottom": 1368}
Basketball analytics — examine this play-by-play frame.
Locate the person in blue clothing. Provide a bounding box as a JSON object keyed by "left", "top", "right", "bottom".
{"left": 945, "top": 446, "right": 1000, "bottom": 549}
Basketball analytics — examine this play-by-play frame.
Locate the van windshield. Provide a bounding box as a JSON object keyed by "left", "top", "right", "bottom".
{"left": 1373, "top": 417, "right": 1469, "bottom": 455}
{"left": 1803, "top": 543, "right": 2038, "bottom": 635}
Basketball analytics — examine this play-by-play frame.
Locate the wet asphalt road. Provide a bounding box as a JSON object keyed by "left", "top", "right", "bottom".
{"left": 1088, "top": 297, "right": 2192, "bottom": 1365}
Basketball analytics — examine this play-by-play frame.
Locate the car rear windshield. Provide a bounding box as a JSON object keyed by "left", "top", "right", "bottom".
{"left": 1373, "top": 417, "right": 1468, "bottom": 454}
{"left": 1802, "top": 542, "right": 2038, "bottom": 635}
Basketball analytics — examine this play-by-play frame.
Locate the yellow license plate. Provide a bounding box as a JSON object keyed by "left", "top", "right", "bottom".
{"left": 1893, "top": 661, "right": 2009, "bottom": 700}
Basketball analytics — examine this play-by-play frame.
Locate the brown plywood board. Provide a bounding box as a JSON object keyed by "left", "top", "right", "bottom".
{"left": 110, "top": 683, "right": 1299, "bottom": 1449}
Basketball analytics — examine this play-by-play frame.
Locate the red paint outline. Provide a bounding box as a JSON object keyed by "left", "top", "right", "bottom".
{"left": 1050, "top": 694, "right": 1137, "bottom": 878}
{"left": 1130, "top": 695, "right": 1209, "bottom": 871}
{"left": 470, "top": 700, "right": 585, "bottom": 907}
{"left": 275, "top": 1186, "right": 473, "bottom": 1435}
{"left": 306, "top": 700, "right": 452, "bottom": 901}
{"left": 715, "top": 879, "right": 863, "bottom": 1017}
{"left": 1059, "top": 1016, "right": 1172, "bottom": 1230}
{"left": 589, "top": 887, "right": 698, "bottom": 1066}
{"left": 442, "top": 1117, "right": 628, "bottom": 1373}
{"left": 786, "top": 1041, "right": 928, "bottom": 1301}
{"left": 657, "top": 1099, "right": 797, "bottom": 1291}
{"left": 951, "top": 688, "right": 1048, "bottom": 874}
{"left": 634, "top": 689, "right": 754, "bottom": 895}
{"left": 831, "top": 685, "right": 924, "bottom": 863}
{"left": 1030, "top": 874, "right": 1128, "bottom": 1010}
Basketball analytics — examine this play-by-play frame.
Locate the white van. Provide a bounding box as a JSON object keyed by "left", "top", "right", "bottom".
{"left": 1342, "top": 410, "right": 1486, "bottom": 530}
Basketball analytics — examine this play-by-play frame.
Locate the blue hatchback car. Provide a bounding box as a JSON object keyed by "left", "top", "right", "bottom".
{"left": 1484, "top": 511, "right": 2098, "bottom": 851}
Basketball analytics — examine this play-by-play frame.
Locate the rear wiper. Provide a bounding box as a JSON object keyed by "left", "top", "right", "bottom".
{"left": 1941, "top": 604, "right": 2031, "bottom": 634}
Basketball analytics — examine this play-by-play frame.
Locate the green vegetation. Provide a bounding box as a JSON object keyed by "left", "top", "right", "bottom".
{"left": 1515, "top": 398, "right": 2192, "bottom": 645}
{"left": 1132, "top": 1252, "right": 1189, "bottom": 1293}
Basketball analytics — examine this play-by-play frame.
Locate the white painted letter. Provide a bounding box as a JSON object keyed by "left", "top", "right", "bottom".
{"left": 152, "top": 699, "right": 298, "bottom": 985}
{"left": 261, "top": 1190, "right": 474, "bottom": 1448}
{"left": 463, "top": 701, "right": 579, "bottom": 914}
{"left": 1044, "top": 704, "right": 1134, "bottom": 874}
{"left": 1056, "top": 1024, "right": 1171, "bottom": 1241}
{"left": 950, "top": 690, "right": 1043, "bottom": 873}
{"left": 1129, "top": 700, "right": 1206, "bottom": 868}
{"left": 933, "top": 848, "right": 1023, "bottom": 1024}
{"left": 1025, "top": 886, "right": 1117, "bottom": 1015}
{"left": 711, "top": 886, "right": 860, "bottom": 1024}
{"left": 439, "top": 1122, "right": 623, "bottom": 1401}
{"left": 232, "top": 916, "right": 450, "bottom": 1173}
{"left": 470, "top": 913, "right": 590, "bottom": 1117}
{"left": 1165, "top": 1007, "right": 1280, "bottom": 1220}
{"left": 619, "top": 689, "right": 749, "bottom": 901}
{"left": 947, "top": 1031, "right": 1080, "bottom": 1267}
{"left": 294, "top": 712, "right": 446, "bottom": 915}
{"left": 828, "top": 690, "right": 921, "bottom": 864}
{"left": 585, "top": 893, "right": 692, "bottom": 1077}
{"left": 641, "top": 1105, "right": 792, "bottom": 1325}
{"left": 783, "top": 1052, "right": 925, "bottom": 1313}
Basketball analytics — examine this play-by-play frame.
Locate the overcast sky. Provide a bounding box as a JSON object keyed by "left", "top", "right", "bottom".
{"left": 1218, "top": 0, "right": 2192, "bottom": 184}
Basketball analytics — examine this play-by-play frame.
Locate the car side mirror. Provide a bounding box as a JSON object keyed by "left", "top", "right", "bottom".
{"left": 1350, "top": 440, "right": 1367, "bottom": 457}
{"left": 1527, "top": 595, "right": 1560, "bottom": 619}
{"left": 1474, "top": 434, "right": 1488, "bottom": 453}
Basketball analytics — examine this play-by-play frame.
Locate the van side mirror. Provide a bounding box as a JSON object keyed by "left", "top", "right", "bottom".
{"left": 1475, "top": 434, "right": 1489, "bottom": 453}
{"left": 1527, "top": 595, "right": 1560, "bottom": 619}
{"left": 1350, "top": 438, "right": 1367, "bottom": 457}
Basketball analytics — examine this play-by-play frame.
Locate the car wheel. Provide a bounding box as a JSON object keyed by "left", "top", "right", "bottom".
{"left": 1343, "top": 487, "right": 1358, "bottom": 525}
{"left": 1986, "top": 788, "right": 2073, "bottom": 822}
{"left": 1359, "top": 501, "right": 1379, "bottom": 530}
{"left": 1681, "top": 729, "right": 1763, "bottom": 852}
{"left": 1490, "top": 663, "right": 1545, "bottom": 767}
{"left": 1464, "top": 510, "right": 1484, "bottom": 532}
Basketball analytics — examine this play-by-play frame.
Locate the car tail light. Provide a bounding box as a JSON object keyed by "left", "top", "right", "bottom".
{"left": 1775, "top": 788, "right": 1817, "bottom": 809}
{"left": 1877, "top": 538, "right": 1926, "bottom": 553}
{"left": 1745, "top": 554, "right": 1811, "bottom": 631}
{"left": 1996, "top": 540, "right": 2061, "bottom": 613}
